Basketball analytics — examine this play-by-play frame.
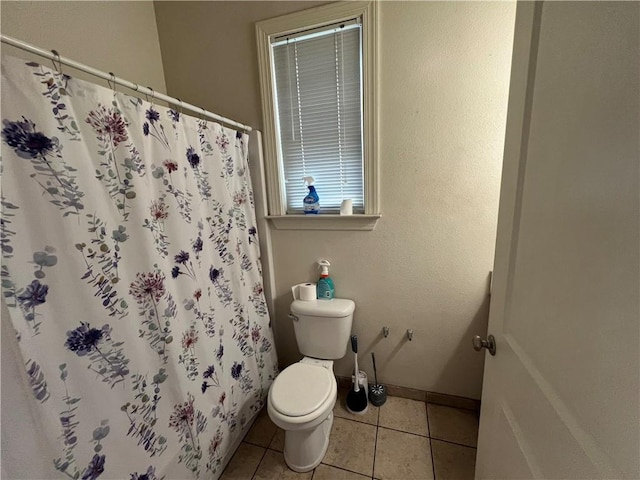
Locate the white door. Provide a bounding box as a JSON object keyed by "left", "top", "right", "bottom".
{"left": 475, "top": 2, "right": 639, "bottom": 479}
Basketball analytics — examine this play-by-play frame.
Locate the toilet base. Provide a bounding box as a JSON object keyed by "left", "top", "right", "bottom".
{"left": 283, "top": 412, "right": 334, "bottom": 472}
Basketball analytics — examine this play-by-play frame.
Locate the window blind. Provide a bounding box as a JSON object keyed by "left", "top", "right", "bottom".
{"left": 272, "top": 24, "right": 364, "bottom": 214}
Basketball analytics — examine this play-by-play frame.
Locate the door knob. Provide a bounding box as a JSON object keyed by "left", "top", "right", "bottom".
{"left": 472, "top": 334, "right": 496, "bottom": 356}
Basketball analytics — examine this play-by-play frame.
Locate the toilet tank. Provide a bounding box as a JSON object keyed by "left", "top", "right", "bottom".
{"left": 290, "top": 298, "right": 355, "bottom": 359}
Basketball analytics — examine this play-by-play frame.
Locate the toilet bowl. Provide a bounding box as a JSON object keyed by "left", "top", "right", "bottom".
{"left": 267, "top": 358, "right": 337, "bottom": 472}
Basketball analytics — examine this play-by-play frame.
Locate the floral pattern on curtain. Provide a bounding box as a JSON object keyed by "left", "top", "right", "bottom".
{"left": 0, "top": 55, "right": 278, "bottom": 480}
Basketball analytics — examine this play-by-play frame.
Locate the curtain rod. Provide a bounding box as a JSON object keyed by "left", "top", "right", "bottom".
{"left": 0, "top": 34, "right": 253, "bottom": 132}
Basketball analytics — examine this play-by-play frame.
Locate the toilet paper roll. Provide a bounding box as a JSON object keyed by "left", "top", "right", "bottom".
{"left": 291, "top": 283, "right": 317, "bottom": 301}
{"left": 340, "top": 199, "right": 353, "bottom": 216}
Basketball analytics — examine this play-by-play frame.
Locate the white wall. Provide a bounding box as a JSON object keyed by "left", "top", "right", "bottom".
{"left": 0, "top": 3, "right": 167, "bottom": 478}
{"left": 271, "top": 2, "right": 515, "bottom": 398}
{"left": 0, "top": 1, "right": 166, "bottom": 93}
{"left": 156, "top": 1, "right": 516, "bottom": 399}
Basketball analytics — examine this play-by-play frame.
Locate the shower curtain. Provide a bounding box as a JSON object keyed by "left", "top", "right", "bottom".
{"left": 0, "top": 54, "right": 278, "bottom": 479}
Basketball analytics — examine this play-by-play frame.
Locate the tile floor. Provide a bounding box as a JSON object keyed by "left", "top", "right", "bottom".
{"left": 221, "top": 390, "right": 479, "bottom": 480}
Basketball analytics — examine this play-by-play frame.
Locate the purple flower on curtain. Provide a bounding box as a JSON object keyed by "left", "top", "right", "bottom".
{"left": 80, "top": 454, "right": 105, "bottom": 480}
{"left": 248, "top": 226, "right": 257, "bottom": 244}
{"left": 86, "top": 105, "right": 128, "bottom": 146}
{"left": 149, "top": 200, "right": 169, "bottom": 221}
{"left": 64, "top": 322, "right": 128, "bottom": 387}
{"left": 169, "top": 393, "right": 207, "bottom": 475}
{"left": 203, "top": 365, "right": 215, "bottom": 379}
{"left": 129, "top": 272, "right": 166, "bottom": 303}
{"left": 142, "top": 107, "right": 170, "bottom": 149}
{"left": 181, "top": 328, "right": 198, "bottom": 350}
{"left": 206, "top": 427, "right": 224, "bottom": 474}
{"left": 130, "top": 465, "right": 162, "bottom": 480}
{"left": 65, "top": 323, "right": 106, "bottom": 356}
{"left": 145, "top": 107, "right": 160, "bottom": 124}
{"left": 186, "top": 147, "right": 200, "bottom": 168}
{"left": 168, "top": 394, "right": 195, "bottom": 437}
{"left": 201, "top": 363, "right": 220, "bottom": 393}
{"left": 209, "top": 267, "right": 220, "bottom": 283}
{"left": 144, "top": 199, "right": 171, "bottom": 257}
{"left": 215, "top": 132, "right": 229, "bottom": 152}
{"left": 230, "top": 361, "right": 243, "bottom": 380}
{"left": 1, "top": 118, "right": 55, "bottom": 158}
{"left": 171, "top": 250, "right": 196, "bottom": 280}
{"left": 129, "top": 271, "right": 174, "bottom": 362}
{"left": 2, "top": 117, "right": 85, "bottom": 217}
{"left": 192, "top": 236, "right": 203, "bottom": 254}
{"left": 168, "top": 110, "right": 180, "bottom": 123}
{"left": 174, "top": 251, "right": 190, "bottom": 264}
{"left": 163, "top": 159, "right": 178, "bottom": 173}
{"left": 17, "top": 279, "right": 49, "bottom": 309}
{"left": 216, "top": 344, "right": 224, "bottom": 361}
{"left": 251, "top": 325, "right": 261, "bottom": 344}
{"left": 179, "top": 325, "right": 200, "bottom": 380}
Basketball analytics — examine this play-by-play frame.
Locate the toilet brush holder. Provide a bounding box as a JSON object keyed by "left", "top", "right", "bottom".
{"left": 351, "top": 371, "right": 368, "bottom": 400}
{"left": 369, "top": 352, "right": 387, "bottom": 407}
{"left": 368, "top": 383, "right": 387, "bottom": 407}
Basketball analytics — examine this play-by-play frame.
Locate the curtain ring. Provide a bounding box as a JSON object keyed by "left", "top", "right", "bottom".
{"left": 108, "top": 72, "right": 116, "bottom": 94}
{"left": 147, "top": 87, "right": 155, "bottom": 106}
{"left": 133, "top": 83, "right": 139, "bottom": 93}
{"left": 176, "top": 98, "right": 183, "bottom": 115}
{"left": 51, "top": 49, "right": 62, "bottom": 74}
{"left": 200, "top": 107, "right": 207, "bottom": 122}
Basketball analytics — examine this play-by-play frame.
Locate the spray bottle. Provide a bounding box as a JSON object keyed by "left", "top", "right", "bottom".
{"left": 317, "top": 260, "right": 335, "bottom": 300}
{"left": 303, "top": 176, "right": 320, "bottom": 215}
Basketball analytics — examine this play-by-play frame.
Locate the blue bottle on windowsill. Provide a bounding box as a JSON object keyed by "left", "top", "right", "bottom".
{"left": 303, "top": 176, "right": 320, "bottom": 214}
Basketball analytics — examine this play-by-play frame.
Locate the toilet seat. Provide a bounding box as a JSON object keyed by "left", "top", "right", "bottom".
{"left": 270, "top": 363, "right": 333, "bottom": 417}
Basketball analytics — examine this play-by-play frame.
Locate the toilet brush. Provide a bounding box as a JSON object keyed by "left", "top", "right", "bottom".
{"left": 346, "top": 335, "right": 368, "bottom": 414}
{"left": 368, "top": 352, "right": 387, "bottom": 406}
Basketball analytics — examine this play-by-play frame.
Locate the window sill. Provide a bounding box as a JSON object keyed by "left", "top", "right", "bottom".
{"left": 267, "top": 214, "right": 381, "bottom": 231}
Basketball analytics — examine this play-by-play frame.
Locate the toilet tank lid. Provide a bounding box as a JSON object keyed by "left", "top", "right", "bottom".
{"left": 291, "top": 298, "right": 355, "bottom": 318}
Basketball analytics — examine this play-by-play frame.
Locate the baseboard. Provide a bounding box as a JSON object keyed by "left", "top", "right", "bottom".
{"left": 336, "top": 375, "right": 481, "bottom": 414}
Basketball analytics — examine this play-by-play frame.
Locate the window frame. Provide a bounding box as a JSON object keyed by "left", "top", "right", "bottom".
{"left": 256, "top": 1, "right": 380, "bottom": 231}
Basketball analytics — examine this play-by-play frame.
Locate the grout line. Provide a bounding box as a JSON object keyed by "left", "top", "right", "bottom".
{"left": 426, "top": 402, "right": 437, "bottom": 480}
{"left": 376, "top": 424, "right": 428, "bottom": 438}
{"left": 334, "top": 414, "right": 378, "bottom": 429}
{"left": 372, "top": 410, "right": 380, "bottom": 479}
{"left": 250, "top": 443, "right": 270, "bottom": 480}
{"left": 334, "top": 411, "right": 379, "bottom": 425}
{"left": 430, "top": 436, "right": 478, "bottom": 450}
{"left": 244, "top": 439, "right": 264, "bottom": 448}
{"left": 320, "top": 461, "right": 373, "bottom": 478}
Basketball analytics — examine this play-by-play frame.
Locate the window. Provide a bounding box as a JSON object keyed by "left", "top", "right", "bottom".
{"left": 273, "top": 22, "right": 363, "bottom": 214}
{"left": 256, "top": 1, "right": 380, "bottom": 230}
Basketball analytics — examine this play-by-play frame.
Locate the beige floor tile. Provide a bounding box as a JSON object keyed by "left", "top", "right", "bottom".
{"left": 253, "top": 449, "right": 313, "bottom": 480}
{"left": 220, "top": 442, "right": 265, "bottom": 480}
{"left": 244, "top": 409, "right": 278, "bottom": 447}
{"left": 314, "top": 463, "right": 371, "bottom": 479}
{"left": 431, "top": 439, "right": 476, "bottom": 480}
{"left": 334, "top": 387, "right": 379, "bottom": 425}
{"left": 323, "top": 417, "right": 377, "bottom": 476}
{"left": 427, "top": 404, "right": 479, "bottom": 447}
{"left": 374, "top": 427, "right": 433, "bottom": 480}
{"left": 378, "top": 396, "right": 428, "bottom": 436}
{"left": 268, "top": 428, "right": 285, "bottom": 452}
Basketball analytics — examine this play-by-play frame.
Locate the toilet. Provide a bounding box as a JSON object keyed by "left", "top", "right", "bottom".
{"left": 267, "top": 297, "right": 355, "bottom": 472}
